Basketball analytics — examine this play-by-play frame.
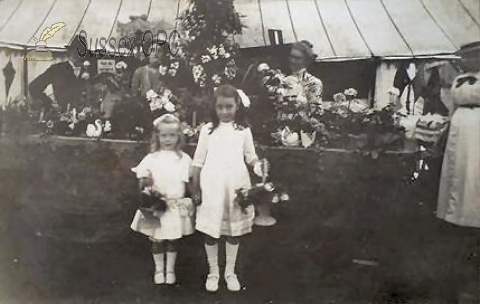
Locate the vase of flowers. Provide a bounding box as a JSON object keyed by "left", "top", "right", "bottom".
{"left": 256, "top": 64, "right": 325, "bottom": 147}
{"left": 233, "top": 159, "right": 290, "bottom": 227}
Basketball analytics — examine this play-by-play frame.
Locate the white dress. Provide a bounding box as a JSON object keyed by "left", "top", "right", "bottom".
{"left": 193, "top": 122, "right": 258, "bottom": 239}
{"left": 130, "top": 151, "right": 195, "bottom": 240}
{"left": 437, "top": 72, "right": 480, "bottom": 227}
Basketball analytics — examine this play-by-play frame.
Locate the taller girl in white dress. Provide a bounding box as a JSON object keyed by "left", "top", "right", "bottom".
{"left": 192, "top": 84, "right": 265, "bottom": 292}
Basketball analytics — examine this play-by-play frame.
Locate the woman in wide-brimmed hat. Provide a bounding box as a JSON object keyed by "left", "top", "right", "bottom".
{"left": 437, "top": 41, "right": 480, "bottom": 227}
{"left": 436, "top": 41, "right": 480, "bottom": 301}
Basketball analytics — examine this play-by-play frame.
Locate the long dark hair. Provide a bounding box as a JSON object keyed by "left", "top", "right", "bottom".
{"left": 209, "top": 84, "right": 249, "bottom": 134}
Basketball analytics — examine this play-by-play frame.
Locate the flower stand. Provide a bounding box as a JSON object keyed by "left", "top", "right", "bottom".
{"left": 254, "top": 202, "right": 277, "bottom": 227}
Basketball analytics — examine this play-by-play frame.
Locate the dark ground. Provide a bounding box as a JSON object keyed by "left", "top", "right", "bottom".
{"left": 0, "top": 151, "right": 478, "bottom": 304}
{"left": 0, "top": 197, "right": 478, "bottom": 304}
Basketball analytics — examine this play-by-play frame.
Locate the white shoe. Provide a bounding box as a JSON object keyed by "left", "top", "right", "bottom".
{"left": 154, "top": 272, "right": 165, "bottom": 285}
{"left": 205, "top": 274, "right": 219, "bottom": 292}
{"left": 225, "top": 274, "right": 241, "bottom": 292}
{"left": 165, "top": 272, "right": 176, "bottom": 285}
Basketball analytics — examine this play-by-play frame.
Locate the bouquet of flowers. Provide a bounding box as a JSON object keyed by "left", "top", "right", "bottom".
{"left": 234, "top": 159, "right": 290, "bottom": 213}
{"left": 146, "top": 88, "right": 180, "bottom": 115}
{"left": 139, "top": 189, "right": 167, "bottom": 223}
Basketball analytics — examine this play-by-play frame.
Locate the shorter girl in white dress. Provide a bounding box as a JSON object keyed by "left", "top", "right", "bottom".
{"left": 192, "top": 84, "right": 265, "bottom": 292}
{"left": 131, "top": 114, "right": 194, "bottom": 285}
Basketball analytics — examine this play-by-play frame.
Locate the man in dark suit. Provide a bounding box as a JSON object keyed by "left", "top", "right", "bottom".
{"left": 29, "top": 36, "right": 89, "bottom": 113}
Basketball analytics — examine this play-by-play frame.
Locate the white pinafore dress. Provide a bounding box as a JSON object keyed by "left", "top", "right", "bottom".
{"left": 130, "top": 151, "right": 195, "bottom": 240}
{"left": 193, "top": 122, "right": 258, "bottom": 239}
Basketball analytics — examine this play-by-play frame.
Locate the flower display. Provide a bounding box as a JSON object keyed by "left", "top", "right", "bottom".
{"left": 115, "top": 61, "right": 127, "bottom": 71}
{"left": 344, "top": 88, "right": 358, "bottom": 98}
{"left": 81, "top": 72, "right": 90, "bottom": 80}
{"left": 234, "top": 159, "right": 290, "bottom": 213}
{"left": 145, "top": 89, "right": 180, "bottom": 114}
{"left": 178, "top": 0, "right": 244, "bottom": 89}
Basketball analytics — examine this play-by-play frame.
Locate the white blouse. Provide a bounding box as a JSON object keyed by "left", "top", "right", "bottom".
{"left": 132, "top": 150, "right": 192, "bottom": 199}
{"left": 193, "top": 122, "right": 258, "bottom": 169}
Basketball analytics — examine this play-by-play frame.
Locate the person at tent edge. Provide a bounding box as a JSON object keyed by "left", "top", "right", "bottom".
{"left": 29, "top": 35, "right": 90, "bottom": 114}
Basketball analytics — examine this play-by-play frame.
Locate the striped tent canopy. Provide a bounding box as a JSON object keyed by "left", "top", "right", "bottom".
{"left": 0, "top": 0, "right": 479, "bottom": 60}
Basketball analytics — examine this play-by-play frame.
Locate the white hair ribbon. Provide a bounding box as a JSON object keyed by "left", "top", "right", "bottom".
{"left": 153, "top": 113, "right": 180, "bottom": 127}
{"left": 236, "top": 89, "right": 251, "bottom": 108}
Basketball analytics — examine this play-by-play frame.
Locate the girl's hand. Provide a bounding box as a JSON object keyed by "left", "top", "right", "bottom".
{"left": 253, "top": 159, "right": 269, "bottom": 178}
{"left": 191, "top": 166, "right": 202, "bottom": 205}
{"left": 192, "top": 186, "right": 202, "bottom": 206}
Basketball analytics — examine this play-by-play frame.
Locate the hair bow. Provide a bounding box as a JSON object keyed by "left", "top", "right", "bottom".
{"left": 236, "top": 89, "right": 251, "bottom": 108}
{"left": 153, "top": 113, "right": 180, "bottom": 127}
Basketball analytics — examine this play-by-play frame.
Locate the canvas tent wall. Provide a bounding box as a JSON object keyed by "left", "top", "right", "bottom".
{"left": 0, "top": 0, "right": 479, "bottom": 106}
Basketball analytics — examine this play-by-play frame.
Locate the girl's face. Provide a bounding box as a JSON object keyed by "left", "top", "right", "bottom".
{"left": 157, "top": 123, "right": 179, "bottom": 150}
{"left": 215, "top": 96, "right": 237, "bottom": 122}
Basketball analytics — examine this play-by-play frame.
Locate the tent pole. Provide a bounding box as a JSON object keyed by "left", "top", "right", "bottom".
{"left": 23, "top": 49, "right": 28, "bottom": 98}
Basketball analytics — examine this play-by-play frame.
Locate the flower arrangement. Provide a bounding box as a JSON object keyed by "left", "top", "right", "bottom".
{"left": 146, "top": 89, "right": 177, "bottom": 113}
{"left": 233, "top": 159, "right": 290, "bottom": 213}
{"left": 344, "top": 88, "right": 358, "bottom": 99}
{"left": 235, "top": 182, "right": 290, "bottom": 213}
{"left": 178, "top": 0, "right": 243, "bottom": 89}
{"left": 189, "top": 45, "right": 238, "bottom": 88}
{"left": 254, "top": 62, "right": 327, "bottom": 147}
{"left": 257, "top": 63, "right": 289, "bottom": 100}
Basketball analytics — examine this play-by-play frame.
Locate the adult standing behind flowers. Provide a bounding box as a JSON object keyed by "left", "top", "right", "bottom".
{"left": 131, "top": 48, "right": 168, "bottom": 132}
{"left": 287, "top": 40, "right": 323, "bottom": 114}
{"left": 29, "top": 35, "right": 91, "bottom": 115}
{"left": 131, "top": 48, "right": 165, "bottom": 98}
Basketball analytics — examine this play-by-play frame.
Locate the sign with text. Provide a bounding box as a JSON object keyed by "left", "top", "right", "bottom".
{"left": 97, "top": 59, "right": 116, "bottom": 74}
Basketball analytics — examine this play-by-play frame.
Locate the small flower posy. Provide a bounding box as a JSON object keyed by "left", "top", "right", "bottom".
{"left": 115, "top": 61, "right": 128, "bottom": 71}
{"left": 344, "top": 88, "right": 358, "bottom": 98}
{"left": 146, "top": 89, "right": 178, "bottom": 113}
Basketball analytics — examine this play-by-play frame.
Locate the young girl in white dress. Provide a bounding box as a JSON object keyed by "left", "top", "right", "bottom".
{"left": 192, "top": 84, "right": 265, "bottom": 292}
{"left": 131, "top": 114, "right": 194, "bottom": 285}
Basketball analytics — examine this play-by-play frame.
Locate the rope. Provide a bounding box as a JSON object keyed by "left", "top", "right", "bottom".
{"left": 418, "top": 0, "right": 457, "bottom": 50}
{"left": 69, "top": 0, "right": 92, "bottom": 47}
{"left": 257, "top": 0, "right": 267, "bottom": 46}
{"left": 146, "top": 0, "right": 153, "bottom": 20}
{"left": 344, "top": 0, "right": 374, "bottom": 56}
{"left": 313, "top": 0, "right": 337, "bottom": 57}
{"left": 107, "top": 0, "right": 125, "bottom": 43}
{"left": 27, "top": 0, "right": 58, "bottom": 45}
{"left": 378, "top": 0, "right": 415, "bottom": 58}
{"left": 457, "top": 0, "right": 480, "bottom": 28}
{"left": 0, "top": 0, "right": 24, "bottom": 34}
{"left": 285, "top": 0, "right": 298, "bottom": 41}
